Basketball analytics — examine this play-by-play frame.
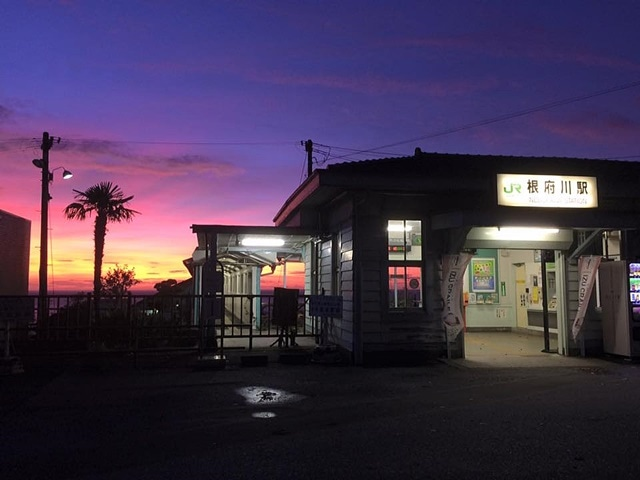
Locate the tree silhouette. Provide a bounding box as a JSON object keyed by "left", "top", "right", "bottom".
{"left": 154, "top": 279, "right": 178, "bottom": 294}
{"left": 102, "top": 264, "right": 141, "bottom": 297}
{"left": 64, "top": 182, "right": 139, "bottom": 320}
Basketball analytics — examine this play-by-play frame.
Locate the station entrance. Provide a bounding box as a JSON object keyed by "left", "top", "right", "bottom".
{"left": 458, "top": 226, "right": 614, "bottom": 362}
{"left": 461, "top": 247, "right": 561, "bottom": 358}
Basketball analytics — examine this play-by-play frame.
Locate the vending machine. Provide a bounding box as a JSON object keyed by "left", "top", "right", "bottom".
{"left": 600, "top": 261, "right": 640, "bottom": 358}
{"left": 629, "top": 262, "right": 640, "bottom": 332}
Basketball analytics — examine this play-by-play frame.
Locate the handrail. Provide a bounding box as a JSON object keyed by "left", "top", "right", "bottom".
{"left": 0, "top": 293, "right": 319, "bottom": 356}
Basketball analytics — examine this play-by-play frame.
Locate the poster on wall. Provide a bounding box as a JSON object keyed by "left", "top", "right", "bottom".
{"left": 471, "top": 258, "right": 496, "bottom": 293}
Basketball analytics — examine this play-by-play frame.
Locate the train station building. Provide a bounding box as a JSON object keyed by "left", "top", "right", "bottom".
{"left": 191, "top": 150, "right": 640, "bottom": 365}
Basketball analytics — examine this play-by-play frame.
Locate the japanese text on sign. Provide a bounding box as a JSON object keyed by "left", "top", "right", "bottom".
{"left": 309, "top": 295, "right": 343, "bottom": 318}
{"left": 497, "top": 173, "right": 598, "bottom": 208}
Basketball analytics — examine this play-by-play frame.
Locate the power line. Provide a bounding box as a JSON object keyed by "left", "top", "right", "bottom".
{"left": 2, "top": 79, "right": 640, "bottom": 162}
{"left": 326, "top": 79, "right": 640, "bottom": 162}
{"left": 313, "top": 142, "right": 402, "bottom": 159}
{"left": 0, "top": 137, "right": 298, "bottom": 147}
{"left": 84, "top": 140, "right": 297, "bottom": 146}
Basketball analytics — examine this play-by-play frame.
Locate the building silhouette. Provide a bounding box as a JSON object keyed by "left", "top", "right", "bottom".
{"left": 0, "top": 209, "right": 31, "bottom": 295}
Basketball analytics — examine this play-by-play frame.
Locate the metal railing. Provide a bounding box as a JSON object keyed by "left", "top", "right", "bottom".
{"left": 0, "top": 293, "right": 320, "bottom": 357}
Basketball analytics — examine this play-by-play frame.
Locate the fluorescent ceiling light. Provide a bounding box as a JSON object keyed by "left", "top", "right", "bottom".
{"left": 241, "top": 237, "right": 285, "bottom": 247}
{"left": 387, "top": 225, "right": 413, "bottom": 232}
{"left": 499, "top": 227, "right": 559, "bottom": 234}
{"left": 490, "top": 227, "right": 560, "bottom": 240}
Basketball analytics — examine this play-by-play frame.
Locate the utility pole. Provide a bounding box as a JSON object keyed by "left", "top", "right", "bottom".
{"left": 305, "top": 139, "right": 313, "bottom": 178}
{"left": 37, "top": 132, "right": 55, "bottom": 325}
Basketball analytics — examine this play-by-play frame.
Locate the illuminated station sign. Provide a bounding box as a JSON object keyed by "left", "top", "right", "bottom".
{"left": 497, "top": 173, "right": 598, "bottom": 209}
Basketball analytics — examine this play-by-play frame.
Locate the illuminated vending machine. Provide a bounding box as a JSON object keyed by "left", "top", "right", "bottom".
{"left": 600, "top": 261, "right": 640, "bottom": 358}
{"left": 629, "top": 262, "right": 640, "bottom": 352}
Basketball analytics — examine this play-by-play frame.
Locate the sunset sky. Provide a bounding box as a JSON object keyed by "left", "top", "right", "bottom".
{"left": 2, "top": 1, "right": 640, "bottom": 293}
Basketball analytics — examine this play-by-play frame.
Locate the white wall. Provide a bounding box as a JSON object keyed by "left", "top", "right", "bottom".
{"left": 465, "top": 249, "right": 535, "bottom": 329}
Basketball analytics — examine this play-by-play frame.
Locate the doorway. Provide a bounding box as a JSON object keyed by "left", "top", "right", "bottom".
{"left": 462, "top": 248, "right": 561, "bottom": 361}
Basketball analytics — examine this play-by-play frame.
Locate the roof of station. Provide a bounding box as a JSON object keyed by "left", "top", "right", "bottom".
{"left": 273, "top": 150, "right": 640, "bottom": 228}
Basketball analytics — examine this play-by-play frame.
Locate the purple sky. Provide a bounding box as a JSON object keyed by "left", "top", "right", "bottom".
{"left": 2, "top": 0, "right": 640, "bottom": 292}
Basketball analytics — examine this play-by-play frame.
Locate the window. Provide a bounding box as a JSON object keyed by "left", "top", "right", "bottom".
{"left": 387, "top": 220, "right": 422, "bottom": 309}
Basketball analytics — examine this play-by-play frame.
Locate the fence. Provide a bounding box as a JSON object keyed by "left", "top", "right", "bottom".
{"left": 0, "top": 293, "right": 320, "bottom": 357}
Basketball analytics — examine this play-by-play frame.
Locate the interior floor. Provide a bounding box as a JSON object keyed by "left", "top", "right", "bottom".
{"left": 460, "top": 331, "right": 604, "bottom": 368}
{"left": 217, "top": 331, "right": 610, "bottom": 368}
{"left": 466, "top": 330, "right": 557, "bottom": 356}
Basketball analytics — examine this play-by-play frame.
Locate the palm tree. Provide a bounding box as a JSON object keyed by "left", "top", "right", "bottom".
{"left": 64, "top": 182, "right": 139, "bottom": 320}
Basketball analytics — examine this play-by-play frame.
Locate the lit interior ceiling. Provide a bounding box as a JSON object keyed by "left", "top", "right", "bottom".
{"left": 216, "top": 232, "right": 312, "bottom": 271}
{"left": 191, "top": 225, "right": 319, "bottom": 273}
{"left": 464, "top": 227, "right": 574, "bottom": 250}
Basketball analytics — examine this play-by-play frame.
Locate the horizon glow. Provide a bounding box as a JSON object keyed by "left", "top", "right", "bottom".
{"left": 1, "top": 1, "right": 639, "bottom": 292}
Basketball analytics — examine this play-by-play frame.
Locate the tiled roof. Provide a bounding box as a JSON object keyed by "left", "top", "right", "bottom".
{"left": 324, "top": 150, "right": 638, "bottom": 177}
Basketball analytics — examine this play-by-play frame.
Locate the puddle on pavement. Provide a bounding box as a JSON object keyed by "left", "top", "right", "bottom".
{"left": 236, "top": 386, "right": 305, "bottom": 419}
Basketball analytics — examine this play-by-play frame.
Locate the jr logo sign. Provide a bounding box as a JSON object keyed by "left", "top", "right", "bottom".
{"left": 503, "top": 183, "right": 522, "bottom": 194}
{"left": 497, "top": 173, "right": 598, "bottom": 209}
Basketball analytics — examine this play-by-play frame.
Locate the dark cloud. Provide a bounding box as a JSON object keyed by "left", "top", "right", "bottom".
{"left": 538, "top": 110, "right": 640, "bottom": 142}
{"left": 60, "top": 138, "right": 244, "bottom": 177}
{"left": 59, "top": 138, "right": 132, "bottom": 158}
{"left": 252, "top": 70, "right": 499, "bottom": 97}
{"left": 0, "top": 105, "right": 13, "bottom": 123}
{"left": 0, "top": 136, "right": 36, "bottom": 153}
{"left": 394, "top": 30, "right": 640, "bottom": 72}
{"left": 164, "top": 154, "right": 243, "bottom": 176}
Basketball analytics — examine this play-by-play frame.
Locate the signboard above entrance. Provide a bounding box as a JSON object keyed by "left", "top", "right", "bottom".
{"left": 497, "top": 173, "right": 598, "bottom": 208}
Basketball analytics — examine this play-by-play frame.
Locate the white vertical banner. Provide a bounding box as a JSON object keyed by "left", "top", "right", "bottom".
{"left": 441, "top": 253, "right": 473, "bottom": 342}
{"left": 571, "top": 255, "right": 602, "bottom": 341}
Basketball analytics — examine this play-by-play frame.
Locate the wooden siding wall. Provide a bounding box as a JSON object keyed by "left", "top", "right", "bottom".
{"left": 354, "top": 197, "right": 446, "bottom": 357}
{"left": 318, "top": 239, "right": 333, "bottom": 294}
{"left": 354, "top": 204, "right": 386, "bottom": 352}
{"left": 316, "top": 197, "right": 357, "bottom": 356}
{"left": 318, "top": 227, "right": 354, "bottom": 351}
{"left": 339, "top": 226, "right": 354, "bottom": 351}
{"left": 303, "top": 242, "right": 313, "bottom": 295}
{"left": 303, "top": 242, "right": 315, "bottom": 332}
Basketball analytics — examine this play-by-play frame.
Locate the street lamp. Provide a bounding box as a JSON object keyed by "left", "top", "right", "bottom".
{"left": 33, "top": 161, "right": 73, "bottom": 182}
{"left": 33, "top": 131, "right": 72, "bottom": 324}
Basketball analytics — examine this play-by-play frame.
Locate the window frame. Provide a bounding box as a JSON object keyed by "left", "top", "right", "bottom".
{"left": 386, "top": 220, "right": 423, "bottom": 311}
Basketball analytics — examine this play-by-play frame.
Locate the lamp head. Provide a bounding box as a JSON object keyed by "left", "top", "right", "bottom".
{"left": 46, "top": 166, "right": 73, "bottom": 180}
{"left": 32, "top": 159, "right": 44, "bottom": 169}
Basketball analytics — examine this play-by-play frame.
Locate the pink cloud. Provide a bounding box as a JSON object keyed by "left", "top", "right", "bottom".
{"left": 393, "top": 30, "right": 640, "bottom": 71}
{"left": 243, "top": 70, "right": 499, "bottom": 97}
{"left": 54, "top": 139, "right": 244, "bottom": 178}
{"left": 141, "top": 47, "right": 500, "bottom": 98}
{"left": 536, "top": 110, "right": 640, "bottom": 143}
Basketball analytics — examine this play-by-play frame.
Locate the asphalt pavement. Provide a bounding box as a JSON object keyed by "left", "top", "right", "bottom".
{"left": 2, "top": 353, "right": 640, "bottom": 480}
